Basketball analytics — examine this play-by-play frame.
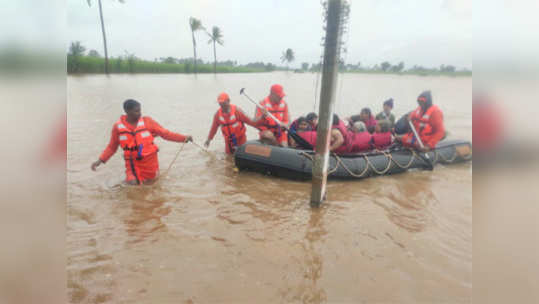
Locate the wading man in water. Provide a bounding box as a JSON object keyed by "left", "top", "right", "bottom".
{"left": 204, "top": 92, "right": 266, "bottom": 154}
{"left": 91, "top": 99, "right": 192, "bottom": 185}
{"left": 255, "top": 84, "right": 290, "bottom": 146}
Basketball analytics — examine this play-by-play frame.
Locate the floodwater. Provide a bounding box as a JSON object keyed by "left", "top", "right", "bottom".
{"left": 67, "top": 72, "right": 472, "bottom": 303}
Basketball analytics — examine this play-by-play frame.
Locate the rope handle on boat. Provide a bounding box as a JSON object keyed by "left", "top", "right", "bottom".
{"left": 298, "top": 145, "right": 465, "bottom": 178}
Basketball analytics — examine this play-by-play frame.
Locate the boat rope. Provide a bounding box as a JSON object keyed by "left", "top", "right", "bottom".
{"left": 334, "top": 154, "right": 370, "bottom": 178}
{"left": 434, "top": 148, "right": 458, "bottom": 163}
{"left": 387, "top": 149, "right": 416, "bottom": 169}
{"left": 362, "top": 152, "right": 393, "bottom": 175}
{"left": 162, "top": 142, "right": 186, "bottom": 178}
{"left": 299, "top": 143, "right": 469, "bottom": 179}
{"left": 299, "top": 151, "right": 341, "bottom": 178}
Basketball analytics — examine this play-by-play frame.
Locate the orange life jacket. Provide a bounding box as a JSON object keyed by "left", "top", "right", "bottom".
{"left": 260, "top": 96, "right": 287, "bottom": 128}
{"left": 218, "top": 104, "right": 246, "bottom": 144}
{"left": 410, "top": 105, "right": 440, "bottom": 136}
{"left": 117, "top": 116, "right": 158, "bottom": 160}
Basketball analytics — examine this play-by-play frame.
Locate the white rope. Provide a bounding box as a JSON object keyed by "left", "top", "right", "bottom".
{"left": 162, "top": 142, "right": 186, "bottom": 178}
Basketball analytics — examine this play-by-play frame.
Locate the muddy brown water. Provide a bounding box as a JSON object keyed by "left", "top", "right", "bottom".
{"left": 67, "top": 72, "right": 471, "bottom": 303}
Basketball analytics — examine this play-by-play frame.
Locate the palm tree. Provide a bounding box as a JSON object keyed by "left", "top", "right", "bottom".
{"left": 87, "top": 0, "right": 125, "bottom": 74}
{"left": 69, "top": 41, "right": 86, "bottom": 57}
{"left": 189, "top": 17, "right": 205, "bottom": 74}
{"left": 280, "top": 48, "right": 295, "bottom": 71}
{"left": 207, "top": 26, "right": 224, "bottom": 74}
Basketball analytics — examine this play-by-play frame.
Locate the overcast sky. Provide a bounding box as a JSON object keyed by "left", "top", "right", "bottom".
{"left": 67, "top": 0, "right": 472, "bottom": 69}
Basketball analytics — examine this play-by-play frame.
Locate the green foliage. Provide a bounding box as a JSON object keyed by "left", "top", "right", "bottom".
{"left": 88, "top": 49, "right": 101, "bottom": 57}
{"left": 189, "top": 17, "right": 204, "bottom": 32}
{"left": 69, "top": 41, "right": 86, "bottom": 57}
{"left": 390, "top": 61, "right": 404, "bottom": 73}
{"left": 67, "top": 55, "right": 266, "bottom": 74}
{"left": 380, "top": 61, "right": 391, "bottom": 72}
{"left": 68, "top": 41, "right": 86, "bottom": 73}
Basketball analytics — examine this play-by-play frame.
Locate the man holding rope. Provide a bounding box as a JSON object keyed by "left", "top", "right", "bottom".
{"left": 204, "top": 92, "right": 266, "bottom": 154}
{"left": 91, "top": 99, "right": 192, "bottom": 185}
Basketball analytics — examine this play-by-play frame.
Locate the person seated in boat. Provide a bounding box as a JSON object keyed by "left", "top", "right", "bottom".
{"left": 375, "top": 98, "right": 396, "bottom": 128}
{"left": 290, "top": 115, "right": 351, "bottom": 153}
{"left": 255, "top": 84, "right": 290, "bottom": 146}
{"left": 330, "top": 114, "right": 352, "bottom": 154}
{"left": 349, "top": 121, "right": 372, "bottom": 153}
{"left": 289, "top": 112, "right": 319, "bottom": 146}
{"left": 394, "top": 111, "right": 412, "bottom": 135}
{"left": 397, "top": 90, "right": 445, "bottom": 152}
{"left": 289, "top": 117, "right": 317, "bottom": 148}
{"left": 371, "top": 120, "right": 393, "bottom": 150}
{"left": 305, "top": 112, "right": 318, "bottom": 130}
{"left": 205, "top": 92, "right": 266, "bottom": 154}
{"left": 91, "top": 99, "right": 192, "bottom": 185}
{"left": 347, "top": 107, "right": 378, "bottom": 133}
{"left": 290, "top": 113, "right": 313, "bottom": 134}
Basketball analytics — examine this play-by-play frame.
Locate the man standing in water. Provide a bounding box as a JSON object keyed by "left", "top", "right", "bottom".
{"left": 255, "top": 84, "right": 290, "bottom": 146}
{"left": 91, "top": 99, "right": 192, "bottom": 185}
{"left": 204, "top": 92, "right": 266, "bottom": 154}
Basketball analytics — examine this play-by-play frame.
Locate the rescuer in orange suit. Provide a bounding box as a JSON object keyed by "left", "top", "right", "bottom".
{"left": 204, "top": 92, "right": 266, "bottom": 154}
{"left": 91, "top": 99, "right": 192, "bottom": 185}
{"left": 399, "top": 90, "right": 445, "bottom": 151}
{"left": 255, "top": 84, "right": 290, "bottom": 146}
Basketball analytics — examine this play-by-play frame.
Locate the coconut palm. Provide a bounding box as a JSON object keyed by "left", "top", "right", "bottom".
{"left": 281, "top": 48, "right": 295, "bottom": 71}
{"left": 207, "top": 26, "right": 224, "bottom": 74}
{"left": 189, "top": 17, "right": 205, "bottom": 74}
{"left": 87, "top": 0, "right": 125, "bottom": 74}
{"left": 69, "top": 41, "right": 86, "bottom": 57}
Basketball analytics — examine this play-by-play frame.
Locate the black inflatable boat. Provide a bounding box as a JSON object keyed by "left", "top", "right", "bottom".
{"left": 234, "top": 139, "right": 472, "bottom": 180}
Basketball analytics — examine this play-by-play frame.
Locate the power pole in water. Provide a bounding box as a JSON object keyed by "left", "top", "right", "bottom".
{"left": 310, "top": 0, "right": 345, "bottom": 207}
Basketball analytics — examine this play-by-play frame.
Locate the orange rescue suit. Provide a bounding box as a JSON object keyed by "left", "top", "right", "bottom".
{"left": 99, "top": 115, "right": 187, "bottom": 184}
{"left": 402, "top": 105, "right": 445, "bottom": 149}
{"left": 256, "top": 96, "right": 289, "bottom": 144}
{"left": 218, "top": 104, "right": 246, "bottom": 153}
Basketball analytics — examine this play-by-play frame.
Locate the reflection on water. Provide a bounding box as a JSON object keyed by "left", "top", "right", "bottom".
{"left": 372, "top": 174, "right": 435, "bottom": 233}
{"left": 298, "top": 208, "right": 328, "bottom": 303}
{"left": 68, "top": 73, "right": 471, "bottom": 303}
{"left": 124, "top": 187, "right": 171, "bottom": 245}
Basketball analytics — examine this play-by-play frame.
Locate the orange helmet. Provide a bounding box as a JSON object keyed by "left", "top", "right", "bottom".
{"left": 217, "top": 92, "right": 230, "bottom": 103}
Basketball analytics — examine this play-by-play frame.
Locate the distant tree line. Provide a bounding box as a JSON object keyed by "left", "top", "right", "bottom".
{"left": 298, "top": 59, "right": 470, "bottom": 75}
{"left": 67, "top": 41, "right": 278, "bottom": 74}
{"left": 68, "top": 40, "right": 469, "bottom": 75}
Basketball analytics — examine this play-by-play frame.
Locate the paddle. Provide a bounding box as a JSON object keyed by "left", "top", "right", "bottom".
{"left": 239, "top": 88, "right": 314, "bottom": 150}
{"left": 408, "top": 120, "right": 434, "bottom": 170}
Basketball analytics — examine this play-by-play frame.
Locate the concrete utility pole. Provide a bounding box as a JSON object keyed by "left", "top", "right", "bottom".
{"left": 310, "top": 0, "right": 344, "bottom": 207}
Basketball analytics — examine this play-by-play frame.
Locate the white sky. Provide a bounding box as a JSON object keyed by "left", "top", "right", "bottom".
{"left": 67, "top": 0, "right": 472, "bottom": 69}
